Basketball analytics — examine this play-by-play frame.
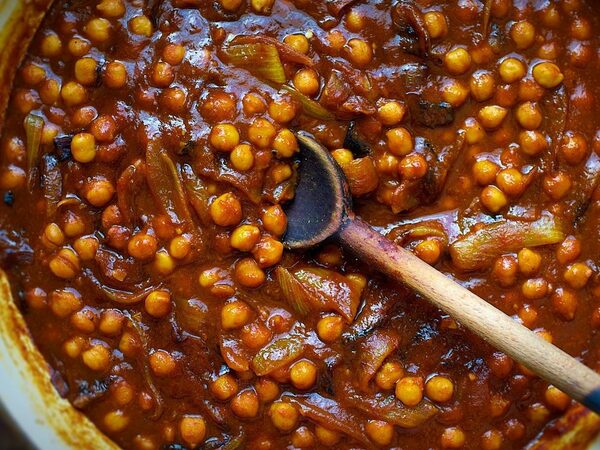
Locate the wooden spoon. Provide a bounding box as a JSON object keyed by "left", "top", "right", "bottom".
{"left": 283, "top": 132, "right": 600, "bottom": 413}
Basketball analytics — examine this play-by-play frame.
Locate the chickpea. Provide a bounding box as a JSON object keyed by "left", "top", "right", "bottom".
{"left": 481, "top": 430, "right": 503, "bottom": 450}
{"left": 251, "top": 0, "right": 274, "bottom": 14}
{"left": 85, "top": 18, "right": 111, "bottom": 43}
{"left": 210, "top": 193, "right": 242, "bottom": 227}
{"left": 168, "top": 235, "right": 191, "bottom": 259}
{"left": 160, "top": 88, "right": 186, "bottom": 113}
{"left": 543, "top": 172, "right": 572, "bottom": 200}
{"left": 377, "top": 101, "right": 406, "bottom": 126}
{"left": 442, "top": 79, "right": 469, "bottom": 108}
{"left": 415, "top": 239, "right": 442, "bottom": 265}
{"left": 229, "top": 224, "right": 260, "bottom": 252}
{"left": 293, "top": 68, "right": 320, "bottom": 97}
{"left": 425, "top": 375, "right": 454, "bottom": 403}
{"left": 398, "top": 154, "right": 428, "bottom": 180}
{"left": 63, "top": 336, "right": 85, "bottom": 358}
{"left": 472, "top": 160, "right": 499, "bottom": 185}
{"left": 210, "top": 124, "right": 240, "bottom": 152}
{"left": 50, "top": 289, "right": 82, "bottom": 318}
{"left": 269, "top": 401, "right": 299, "bottom": 431}
{"left": 40, "top": 33, "right": 62, "bottom": 58}
{"left": 74, "top": 58, "right": 98, "bottom": 86}
{"left": 150, "top": 62, "right": 174, "bottom": 88}
{"left": 557, "top": 236, "right": 581, "bottom": 264}
{"left": 235, "top": 257, "right": 266, "bottom": 288}
{"left": 221, "top": 300, "right": 252, "bottom": 330}
{"left": 545, "top": 385, "right": 571, "bottom": 410}
{"left": 0, "top": 165, "right": 25, "bottom": 190}
{"left": 179, "top": 416, "right": 206, "bottom": 448}
{"left": 25, "top": 287, "right": 47, "bottom": 310}
{"left": 67, "top": 37, "right": 91, "bottom": 58}
{"left": 538, "top": 42, "right": 558, "bottom": 59}
{"left": 560, "top": 132, "right": 588, "bottom": 165}
{"left": 103, "top": 410, "right": 129, "bottom": 433}
{"left": 291, "top": 426, "right": 316, "bottom": 448}
{"left": 470, "top": 70, "right": 495, "bottom": 102}
{"left": 284, "top": 34, "right": 310, "bottom": 54}
{"left": 377, "top": 152, "right": 399, "bottom": 175}
{"left": 316, "top": 315, "right": 343, "bottom": 343}
{"left": 210, "top": 373, "right": 239, "bottom": 401}
{"left": 345, "top": 9, "right": 366, "bottom": 31}
{"left": 532, "top": 62, "right": 564, "bottom": 89}
{"left": 145, "top": 290, "right": 172, "bottom": 318}
{"left": 99, "top": 309, "right": 124, "bottom": 336}
{"left": 571, "top": 16, "right": 592, "bottom": 40}
{"left": 104, "top": 61, "right": 127, "bottom": 89}
{"left": 515, "top": 101, "right": 542, "bottom": 130}
{"left": 327, "top": 30, "right": 346, "bottom": 52}
{"left": 128, "top": 233, "right": 158, "bottom": 260}
{"left": 477, "top": 105, "right": 508, "bottom": 129}
{"left": 41, "top": 223, "right": 65, "bottom": 249}
{"left": 49, "top": 248, "right": 80, "bottom": 279}
{"left": 21, "top": 63, "right": 46, "bottom": 86}
{"left": 331, "top": 149, "right": 353, "bottom": 166}
{"left": 119, "top": 332, "right": 140, "bottom": 357}
{"left": 255, "top": 377, "right": 279, "bottom": 402}
{"left": 242, "top": 92, "right": 267, "bottom": 115}
{"left": 564, "top": 262, "right": 592, "bottom": 289}
{"left": 518, "top": 248, "right": 542, "bottom": 276}
{"left": 248, "top": 118, "right": 277, "bottom": 148}
{"left": 519, "top": 304, "right": 538, "bottom": 328}
{"left": 252, "top": 237, "right": 283, "bottom": 268}
{"left": 230, "top": 144, "right": 254, "bottom": 171}
{"left": 424, "top": 11, "right": 448, "bottom": 39}
{"left": 496, "top": 168, "right": 525, "bottom": 197}
{"left": 149, "top": 350, "right": 177, "bottom": 376}
{"left": 519, "top": 130, "right": 547, "bottom": 156}
{"left": 268, "top": 99, "right": 296, "bottom": 124}
{"left": 70, "top": 133, "right": 96, "bottom": 163}
{"left": 441, "top": 427, "right": 466, "bottom": 448}
{"left": 262, "top": 205, "right": 287, "bottom": 235}
{"left": 386, "top": 127, "right": 413, "bottom": 156}
{"left": 346, "top": 39, "right": 373, "bottom": 67}
{"left": 230, "top": 389, "right": 260, "bottom": 418}
{"left": 315, "top": 425, "right": 341, "bottom": 446}
{"left": 511, "top": 21, "right": 536, "bottom": 49}
{"left": 480, "top": 185, "right": 507, "bottom": 213}
{"left": 240, "top": 320, "right": 271, "bottom": 349}
{"left": 521, "top": 278, "right": 549, "bottom": 300}
{"left": 97, "top": 0, "right": 125, "bottom": 18}
{"left": 395, "top": 376, "right": 423, "bottom": 407}
{"left": 444, "top": 47, "right": 472, "bottom": 75}
{"left": 271, "top": 129, "right": 298, "bottom": 159}
{"left": 82, "top": 344, "right": 111, "bottom": 371}
{"left": 499, "top": 58, "right": 526, "bottom": 84}
{"left": 61, "top": 81, "right": 87, "bottom": 106}
{"left": 366, "top": 420, "right": 394, "bottom": 446}
{"left": 551, "top": 288, "right": 578, "bottom": 321}
{"left": 375, "top": 361, "right": 404, "bottom": 390}
{"left": 290, "top": 360, "right": 318, "bottom": 390}
{"left": 71, "top": 307, "right": 98, "bottom": 333}
{"left": 129, "top": 15, "right": 153, "bottom": 37}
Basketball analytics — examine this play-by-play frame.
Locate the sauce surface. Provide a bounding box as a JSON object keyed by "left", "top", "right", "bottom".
{"left": 1, "top": 0, "right": 600, "bottom": 449}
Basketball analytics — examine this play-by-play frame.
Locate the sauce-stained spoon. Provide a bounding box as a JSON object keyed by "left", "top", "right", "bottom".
{"left": 283, "top": 132, "right": 600, "bottom": 414}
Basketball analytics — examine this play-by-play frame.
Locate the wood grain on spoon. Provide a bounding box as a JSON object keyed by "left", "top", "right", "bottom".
{"left": 285, "top": 132, "right": 600, "bottom": 414}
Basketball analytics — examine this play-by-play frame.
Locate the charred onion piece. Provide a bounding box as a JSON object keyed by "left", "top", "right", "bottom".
{"left": 391, "top": 1, "right": 431, "bottom": 56}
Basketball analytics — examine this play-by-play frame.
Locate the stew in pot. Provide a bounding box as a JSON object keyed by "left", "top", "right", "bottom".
{"left": 1, "top": 0, "right": 600, "bottom": 448}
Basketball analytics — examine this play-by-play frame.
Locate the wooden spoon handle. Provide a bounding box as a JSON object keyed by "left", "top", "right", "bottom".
{"left": 338, "top": 216, "right": 600, "bottom": 413}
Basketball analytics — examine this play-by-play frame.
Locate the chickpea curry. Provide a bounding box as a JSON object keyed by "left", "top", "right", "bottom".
{"left": 1, "top": 0, "right": 600, "bottom": 448}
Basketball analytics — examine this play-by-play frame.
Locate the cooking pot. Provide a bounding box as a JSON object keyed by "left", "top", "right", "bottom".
{"left": 0, "top": 1, "right": 599, "bottom": 449}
